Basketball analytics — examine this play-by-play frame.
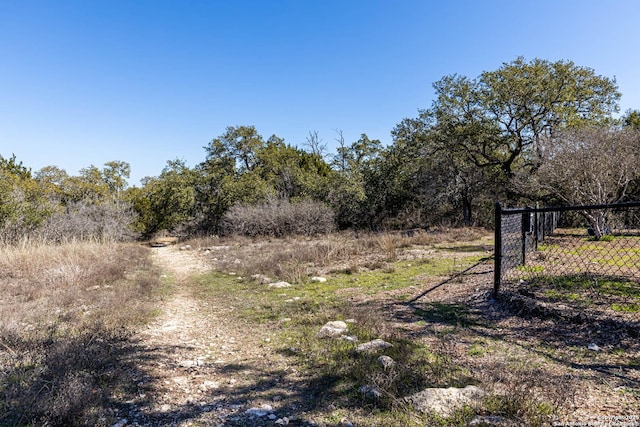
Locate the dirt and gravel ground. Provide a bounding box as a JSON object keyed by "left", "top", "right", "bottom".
{"left": 121, "top": 246, "right": 314, "bottom": 426}
{"left": 119, "top": 242, "right": 639, "bottom": 426}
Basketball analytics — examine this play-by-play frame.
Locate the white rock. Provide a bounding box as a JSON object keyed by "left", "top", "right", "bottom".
{"left": 356, "top": 339, "right": 393, "bottom": 353}
{"left": 378, "top": 355, "right": 396, "bottom": 369}
{"left": 316, "top": 321, "right": 348, "bottom": 338}
{"left": 359, "top": 384, "right": 382, "bottom": 400}
{"left": 311, "top": 276, "right": 327, "bottom": 282}
{"left": 200, "top": 380, "right": 219, "bottom": 390}
{"left": 245, "top": 404, "right": 273, "bottom": 417}
{"left": 269, "top": 281, "right": 292, "bottom": 288}
{"left": 251, "top": 274, "right": 273, "bottom": 284}
{"left": 588, "top": 343, "right": 601, "bottom": 351}
{"left": 469, "top": 415, "right": 516, "bottom": 426}
{"left": 405, "top": 385, "right": 485, "bottom": 416}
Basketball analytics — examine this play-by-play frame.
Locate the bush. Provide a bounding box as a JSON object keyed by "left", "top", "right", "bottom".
{"left": 222, "top": 199, "right": 335, "bottom": 237}
{"left": 37, "top": 200, "right": 139, "bottom": 243}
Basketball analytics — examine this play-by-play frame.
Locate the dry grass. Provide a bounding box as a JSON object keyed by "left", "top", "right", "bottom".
{"left": 0, "top": 241, "right": 161, "bottom": 426}
{"left": 184, "top": 227, "right": 491, "bottom": 283}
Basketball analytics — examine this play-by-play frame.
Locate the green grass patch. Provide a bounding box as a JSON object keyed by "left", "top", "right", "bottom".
{"left": 586, "top": 234, "right": 615, "bottom": 242}
{"left": 517, "top": 265, "right": 545, "bottom": 273}
{"left": 414, "top": 302, "right": 484, "bottom": 328}
{"left": 593, "top": 255, "right": 638, "bottom": 268}
{"left": 537, "top": 243, "right": 559, "bottom": 251}
{"left": 532, "top": 275, "right": 640, "bottom": 299}
{"left": 611, "top": 303, "right": 640, "bottom": 313}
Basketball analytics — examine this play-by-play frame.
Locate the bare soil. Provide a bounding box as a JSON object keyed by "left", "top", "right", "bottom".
{"left": 121, "top": 240, "right": 640, "bottom": 426}
{"left": 122, "top": 246, "right": 310, "bottom": 426}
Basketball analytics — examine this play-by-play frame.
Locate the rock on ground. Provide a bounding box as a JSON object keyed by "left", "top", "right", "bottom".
{"left": 378, "top": 355, "right": 396, "bottom": 369}
{"left": 316, "top": 321, "right": 349, "bottom": 338}
{"left": 404, "top": 385, "right": 485, "bottom": 417}
{"left": 359, "top": 384, "right": 383, "bottom": 400}
{"left": 469, "top": 415, "right": 517, "bottom": 426}
{"left": 268, "top": 281, "right": 292, "bottom": 288}
{"left": 245, "top": 404, "right": 274, "bottom": 417}
{"left": 355, "top": 339, "right": 393, "bottom": 353}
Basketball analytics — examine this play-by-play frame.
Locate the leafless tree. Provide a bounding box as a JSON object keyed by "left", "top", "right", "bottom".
{"left": 304, "top": 130, "right": 327, "bottom": 157}
{"left": 534, "top": 127, "right": 640, "bottom": 237}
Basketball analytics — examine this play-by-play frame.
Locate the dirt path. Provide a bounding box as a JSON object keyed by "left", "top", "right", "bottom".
{"left": 121, "top": 246, "right": 303, "bottom": 427}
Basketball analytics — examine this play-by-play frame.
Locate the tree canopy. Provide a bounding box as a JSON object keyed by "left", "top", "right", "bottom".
{"left": 3, "top": 57, "right": 638, "bottom": 241}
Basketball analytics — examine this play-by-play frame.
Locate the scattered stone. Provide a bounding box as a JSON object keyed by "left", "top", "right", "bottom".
{"left": 268, "top": 413, "right": 277, "bottom": 420}
{"left": 245, "top": 404, "right": 273, "bottom": 417}
{"left": 210, "top": 245, "right": 230, "bottom": 251}
{"left": 359, "top": 384, "right": 383, "bottom": 400}
{"left": 588, "top": 343, "right": 601, "bottom": 351}
{"left": 469, "top": 415, "right": 517, "bottom": 426}
{"left": 251, "top": 274, "right": 273, "bottom": 284}
{"left": 316, "top": 321, "right": 348, "bottom": 338}
{"left": 199, "top": 380, "right": 219, "bottom": 391}
{"left": 355, "top": 339, "right": 393, "bottom": 353}
{"left": 405, "top": 385, "right": 485, "bottom": 416}
{"left": 378, "top": 355, "right": 396, "bottom": 369}
{"left": 269, "top": 281, "right": 292, "bottom": 288}
{"left": 111, "top": 419, "right": 128, "bottom": 427}
{"left": 179, "top": 245, "right": 192, "bottom": 250}
{"left": 344, "top": 318, "right": 357, "bottom": 323}
{"left": 275, "top": 417, "right": 290, "bottom": 425}
{"left": 311, "top": 276, "right": 327, "bottom": 282}
{"left": 340, "top": 335, "right": 358, "bottom": 342}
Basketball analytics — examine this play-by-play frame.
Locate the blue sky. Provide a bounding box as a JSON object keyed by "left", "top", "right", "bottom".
{"left": 2, "top": 0, "right": 640, "bottom": 185}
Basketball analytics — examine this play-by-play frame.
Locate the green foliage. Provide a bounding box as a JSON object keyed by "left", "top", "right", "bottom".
{"left": 128, "top": 159, "right": 197, "bottom": 235}
{"left": 196, "top": 125, "right": 334, "bottom": 233}
{"left": 431, "top": 57, "right": 620, "bottom": 178}
{"left": 0, "top": 154, "right": 31, "bottom": 179}
{"left": 390, "top": 57, "right": 621, "bottom": 226}
{"left": 0, "top": 155, "right": 56, "bottom": 242}
{"left": 622, "top": 109, "right": 640, "bottom": 130}
{"left": 2, "top": 57, "right": 628, "bottom": 236}
{"left": 0, "top": 156, "right": 137, "bottom": 243}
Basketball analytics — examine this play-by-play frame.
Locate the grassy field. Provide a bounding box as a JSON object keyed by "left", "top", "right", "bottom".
{"left": 1, "top": 229, "right": 638, "bottom": 426}
{"left": 0, "top": 241, "right": 164, "bottom": 426}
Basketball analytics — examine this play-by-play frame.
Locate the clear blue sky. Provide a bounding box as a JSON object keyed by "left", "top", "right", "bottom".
{"left": 2, "top": 0, "right": 640, "bottom": 185}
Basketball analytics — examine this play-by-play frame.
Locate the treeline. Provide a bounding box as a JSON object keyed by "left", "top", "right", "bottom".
{"left": 3, "top": 57, "right": 640, "bottom": 243}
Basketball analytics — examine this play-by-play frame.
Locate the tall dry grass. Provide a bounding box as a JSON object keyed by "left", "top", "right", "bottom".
{"left": 185, "top": 227, "right": 490, "bottom": 282}
{"left": 0, "top": 241, "right": 161, "bottom": 426}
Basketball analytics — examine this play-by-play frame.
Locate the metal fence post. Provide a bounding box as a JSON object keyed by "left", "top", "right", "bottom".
{"left": 521, "top": 210, "right": 529, "bottom": 266}
{"left": 534, "top": 203, "right": 540, "bottom": 250}
{"left": 494, "top": 202, "right": 502, "bottom": 299}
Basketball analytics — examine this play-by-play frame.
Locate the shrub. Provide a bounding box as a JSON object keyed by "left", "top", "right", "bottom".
{"left": 38, "top": 200, "right": 139, "bottom": 243}
{"left": 222, "top": 199, "right": 336, "bottom": 237}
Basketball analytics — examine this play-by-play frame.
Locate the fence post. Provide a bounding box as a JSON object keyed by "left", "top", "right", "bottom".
{"left": 493, "top": 202, "right": 502, "bottom": 299}
{"left": 521, "top": 210, "right": 529, "bottom": 266}
{"left": 534, "top": 202, "right": 540, "bottom": 250}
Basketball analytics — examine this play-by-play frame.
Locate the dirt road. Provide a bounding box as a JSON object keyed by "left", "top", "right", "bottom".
{"left": 120, "top": 246, "right": 303, "bottom": 426}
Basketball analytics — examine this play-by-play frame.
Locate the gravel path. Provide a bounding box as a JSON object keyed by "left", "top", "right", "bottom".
{"left": 117, "top": 246, "right": 305, "bottom": 427}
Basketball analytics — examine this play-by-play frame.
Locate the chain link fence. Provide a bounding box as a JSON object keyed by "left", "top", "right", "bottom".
{"left": 494, "top": 202, "right": 640, "bottom": 331}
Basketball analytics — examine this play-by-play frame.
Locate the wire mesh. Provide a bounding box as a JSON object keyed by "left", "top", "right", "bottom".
{"left": 496, "top": 203, "right": 640, "bottom": 325}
